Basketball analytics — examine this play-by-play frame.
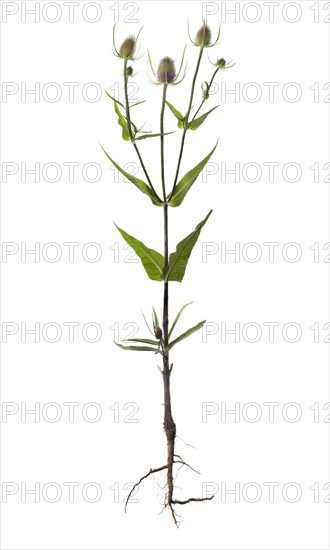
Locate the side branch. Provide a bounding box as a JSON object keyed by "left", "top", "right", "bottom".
{"left": 123, "top": 58, "right": 162, "bottom": 202}
{"left": 168, "top": 46, "right": 204, "bottom": 201}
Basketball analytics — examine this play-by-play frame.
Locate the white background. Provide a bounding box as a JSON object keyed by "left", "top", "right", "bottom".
{"left": 0, "top": 0, "right": 329, "bottom": 549}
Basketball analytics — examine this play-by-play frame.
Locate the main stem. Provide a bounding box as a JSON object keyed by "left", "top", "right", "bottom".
{"left": 159, "top": 49, "right": 207, "bottom": 508}
{"left": 160, "top": 83, "right": 176, "bottom": 508}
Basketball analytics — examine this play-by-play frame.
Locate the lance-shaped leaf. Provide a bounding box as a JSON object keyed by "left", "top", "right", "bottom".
{"left": 168, "top": 140, "right": 219, "bottom": 207}
{"left": 114, "top": 223, "right": 164, "bottom": 281}
{"left": 124, "top": 338, "right": 159, "bottom": 345}
{"left": 187, "top": 106, "right": 220, "bottom": 131}
{"left": 165, "top": 100, "right": 186, "bottom": 129}
{"left": 115, "top": 342, "right": 158, "bottom": 352}
{"left": 135, "top": 131, "right": 175, "bottom": 141}
{"left": 100, "top": 145, "right": 163, "bottom": 206}
{"left": 105, "top": 91, "right": 125, "bottom": 108}
{"left": 162, "top": 210, "right": 212, "bottom": 282}
{"left": 141, "top": 309, "right": 153, "bottom": 335}
{"left": 114, "top": 101, "right": 131, "bottom": 141}
{"left": 152, "top": 307, "right": 160, "bottom": 330}
{"left": 165, "top": 100, "right": 184, "bottom": 122}
{"left": 167, "top": 320, "right": 206, "bottom": 351}
{"left": 168, "top": 301, "right": 193, "bottom": 339}
{"left": 105, "top": 92, "right": 144, "bottom": 114}
{"left": 105, "top": 91, "right": 131, "bottom": 141}
{"left": 130, "top": 100, "right": 146, "bottom": 108}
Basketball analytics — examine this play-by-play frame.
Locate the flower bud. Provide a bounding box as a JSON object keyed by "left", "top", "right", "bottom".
{"left": 126, "top": 65, "right": 134, "bottom": 77}
{"left": 119, "top": 36, "right": 136, "bottom": 59}
{"left": 195, "top": 23, "right": 211, "bottom": 47}
{"left": 216, "top": 58, "right": 226, "bottom": 69}
{"left": 155, "top": 326, "right": 162, "bottom": 340}
{"left": 157, "top": 57, "right": 176, "bottom": 84}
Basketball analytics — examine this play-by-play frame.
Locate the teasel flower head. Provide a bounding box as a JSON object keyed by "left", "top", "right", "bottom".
{"left": 112, "top": 24, "right": 144, "bottom": 61}
{"left": 119, "top": 36, "right": 136, "bottom": 59}
{"left": 157, "top": 57, "right": 176, "bottom": 84}
{"left": 195, "top": 22, "right": 211, "bottom": 46}
{"left": 147, "top": 46, "right": 187, "bottom": 86}
{"left": 187, "top": 19, "right": 221, "bottom": 48}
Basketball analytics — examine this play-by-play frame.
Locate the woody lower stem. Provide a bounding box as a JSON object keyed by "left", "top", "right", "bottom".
{"left": 162, "top": 205, "right": 176, "bottom": 505}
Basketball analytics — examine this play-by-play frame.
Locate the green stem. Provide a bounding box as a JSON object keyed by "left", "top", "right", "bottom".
{"left": 163, "top": 206, "right": 169, "bottom": 341}
{"left": 168, "top": 46, "right": 204, "bottom": 202}
{"left": 160, "top": 84, "right": 168, "bottom": 202}
{"left": 160, "top": 82, "right": 169, "bottom": 343}
{"left": 123, "top": 58, "right": 162, "bottom": 203}
{"left": 190, "top": 66, "right": 220, "bottom": 122}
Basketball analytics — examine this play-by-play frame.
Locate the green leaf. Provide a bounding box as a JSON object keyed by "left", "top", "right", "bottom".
{"left": 167, "top": 320, "right": 206, "bottom": 351}
{"left": 168, "top": 140, "right": 219, "bottom": 207}
{"left": 168, "top": 302, "right": 193, "bottom": 339}
{"left": 165, "top": 101, "right": 189, "bottom": 129}
{"left": 100, "top": 145, "right": 163, "bottom": 207}
{"left": 105, "top": 91, "right": 125, "bottom": 109}
{"left": 130, "top": 100, "right": 146, "bottom": 108}
{"left": 163, "top": 210, "right": 212, "bottom": 282}
{"left": 187, "top": 106, "right": 219, "bottom": 131}
{"left": 152, "top": 307, "right": 161, "bottom": 335}
{"left": 130, "top": 120, "right": 139, "bottom": 136}
{"left": 135, "top": 132, "right": 175, "bottom": 141}
{"left": 141, "top": 309, "right": 153, "bottom": 335}
{"left": 105, "top": 91, "right": 131, "bottom": 141}
{"left": 165, "top": 100, "right": 184, "bottom": 123}
{"left": 114, "top": 100, "right": 131, "bottom": 141}
{"left": 114, "top": 223, "right": 164, "bottom": 281}
{"left": 124, "top": 338, "right": 159, "bottom": 345}
{"left": 115, "top": 342, "right": 158, "bottom": 352}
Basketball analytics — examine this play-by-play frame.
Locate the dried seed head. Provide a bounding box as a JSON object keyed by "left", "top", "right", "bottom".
{"left": 155, "top": 326, "right": 162, "bottom": 340}
{"left": 195, "top": 23, "right": 211, "bottom": 47}
{"left": 157, "top": 57, "right": 176, "bottom": 84}
{"left": 126, "top": 65, "right": 134, "bottom": 77}
{"left": 119, "top": 35, "right": 136, "bottom": 59}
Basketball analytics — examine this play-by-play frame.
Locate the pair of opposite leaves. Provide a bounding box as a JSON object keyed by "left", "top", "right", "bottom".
{"left": 100, "top": 96, "right": 218, "bottom": 282}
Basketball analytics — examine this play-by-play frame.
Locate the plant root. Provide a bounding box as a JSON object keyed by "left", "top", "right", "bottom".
{"left": 124, "top": 457, "right": 214, "bottom": 526}
{"left": 124, "top": 352, "right": 214, "bottom": 525}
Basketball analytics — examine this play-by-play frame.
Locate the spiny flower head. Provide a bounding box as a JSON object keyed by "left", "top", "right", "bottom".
{"left": 211, "top": 57, "right": 235, "bottom": 70}
{"left": 157, "top": 57, "right": 176, "bottom": 84}
{"left": 119, "top": 35, "right": 136, "bottom": 59}
{"left": 187, "top": 19, "right": 221, "bottom": 48}
{"left": 147, "top": 46, "right": 187, "bottom": 86}
{"left": 112, "top": 24, "right": 143, "bottom": 61}
{"left": 195, "top": 22, "right": 212, "bottom": 46}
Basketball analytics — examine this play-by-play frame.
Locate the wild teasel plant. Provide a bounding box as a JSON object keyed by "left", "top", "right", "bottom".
{"left": 101, "top": 19, "right": 234, "bottom": 526}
